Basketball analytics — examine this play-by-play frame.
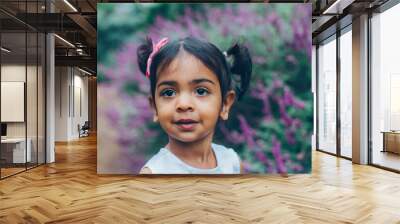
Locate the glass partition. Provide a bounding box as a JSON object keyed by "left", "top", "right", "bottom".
{"left": 371, "top": 3, "right": 400, "bottom": 171}
{"left": 1, "top": 30, "right": 27, "bottom": 177}
{"left": 0, "top": 1, "right": 46, "bottom": 179}
{"left": 317, "top": 36, "right": 337, "bottom": 154}
{"left": 27, "top": 30, "right": 38, "bottom": 169}
{"left": 38, "top": 32, "right": 45, "bottom": 165}
{"left": 27, "top": 0, "right": 39, "bottom": 170}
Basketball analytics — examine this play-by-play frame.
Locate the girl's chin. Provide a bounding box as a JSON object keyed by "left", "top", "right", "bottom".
{"left": 170, "top": 133, "right": 205, "bottom": 143}
{"left": 173, "top": 136, "right": 200, "bottom": 143}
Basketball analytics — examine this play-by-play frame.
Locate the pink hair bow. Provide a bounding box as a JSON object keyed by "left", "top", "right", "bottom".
{"left": 145, "top": 37, "right": 169, "bottom": 77}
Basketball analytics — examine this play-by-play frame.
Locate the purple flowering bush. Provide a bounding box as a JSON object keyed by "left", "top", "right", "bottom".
{"left": 98, "top": 3, "right": 312, "bottom": 173}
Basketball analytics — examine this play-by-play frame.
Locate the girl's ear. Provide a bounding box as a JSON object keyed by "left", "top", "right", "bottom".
{"left": 148, "top": 96, "right": 158, "bottom": 122}
{"left": 220, "top": 90, "right": 236, "bottom": 120}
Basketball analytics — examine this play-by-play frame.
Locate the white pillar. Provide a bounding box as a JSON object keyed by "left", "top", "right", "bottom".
{"left": 46, "top": 1, "right": 55, "bottom": 163}
{"left": 46, "top": 33, "right": 55, "bottom": 163}
{"left": 352, "top": 14, "right": 369, "bottom": 164}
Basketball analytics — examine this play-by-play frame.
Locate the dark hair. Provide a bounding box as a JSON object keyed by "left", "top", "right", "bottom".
{"left": 137, "top": 36, "right": 252, "bottom": 102}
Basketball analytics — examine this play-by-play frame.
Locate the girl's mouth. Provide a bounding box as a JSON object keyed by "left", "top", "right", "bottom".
{"left": 174, "top": 119, "right": 199, "bottom": 131}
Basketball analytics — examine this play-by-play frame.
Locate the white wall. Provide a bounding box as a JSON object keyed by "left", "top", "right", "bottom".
{"left": 1, "top": 65, "right": 26, "bottom": 81}
{"left": 55, "top": 67, "right": 69, "bottom": 141}
{"left": 1, "top": 82, "right": 25, "bottom": 122}
{"left": 1, "top": 63, "right": 46, "bottom": 164}
{"left": 55, "top": 67, "right": 89, "bottom": 141}
{"left": 1, "top": 65, "right": 33, "bottom": 138}
{"left": 1, "top": 65, "right": 26, "bottom": 131}
{"left": 72, "top": 73, "right": 89, "bottom": 138}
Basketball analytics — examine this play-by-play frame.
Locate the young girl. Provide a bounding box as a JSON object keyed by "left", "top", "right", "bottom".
{"left": 137, "top": 36, "right": 252, "bottom": 174}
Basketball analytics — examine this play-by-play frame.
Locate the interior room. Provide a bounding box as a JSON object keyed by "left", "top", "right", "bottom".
{"left": 0, "top": 0, "right": 399, "bottom": 223}
{"left": 0, "top": 23, "right": 46, "bottom": 177}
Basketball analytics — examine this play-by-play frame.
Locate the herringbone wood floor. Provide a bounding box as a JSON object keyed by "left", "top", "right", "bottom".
{"left": 1, "top": 135, "right": 400, "bottom": 224}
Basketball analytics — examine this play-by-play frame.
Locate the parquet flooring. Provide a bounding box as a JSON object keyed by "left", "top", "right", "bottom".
{"left": 1, "top": 134, "right": 400, "bottom": 223}
{"left": 1, "top": 167, "right": 26, "bottom": 178}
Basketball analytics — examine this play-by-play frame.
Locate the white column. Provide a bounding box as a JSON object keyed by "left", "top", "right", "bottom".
{"left": 352, "top": 14, "right": 369, "bottom": 164}
{"left": 46, "top": 33, "right": 55, "bottom": 163}
{"left": 45, "top": 1, "right": 55, "bottom": 163}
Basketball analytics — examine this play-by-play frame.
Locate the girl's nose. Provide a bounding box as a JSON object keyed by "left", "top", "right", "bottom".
{"left": 176, "top": 93, "right": 194, "bottom": 112}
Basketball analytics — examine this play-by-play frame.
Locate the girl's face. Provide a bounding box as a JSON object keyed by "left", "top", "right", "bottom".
{"left": 150, "top": 51, "right": 235, "bottom": 143}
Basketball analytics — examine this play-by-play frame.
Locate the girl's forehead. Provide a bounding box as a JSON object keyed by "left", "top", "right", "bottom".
{"left": 157, "top": 52, "right": 219, "bottom": 85}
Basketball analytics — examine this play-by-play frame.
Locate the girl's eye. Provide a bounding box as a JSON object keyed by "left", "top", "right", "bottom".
{"left": 195, "top": 87, "right": 209, "bottom": 96}
{"left": 160, "top": 89, "right": 176, "bottom": 97}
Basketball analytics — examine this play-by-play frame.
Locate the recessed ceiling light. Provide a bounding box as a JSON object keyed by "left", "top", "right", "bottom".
{"left": 322, "top": 0, "right": 354, "bottom": 15}
{"left": 63, "top": 0, "right": 78, "bottom": 12}
{"left": 78, "top": 67, "right": 92, "bottom": 76}
{"left": 54, "top": 34, "right": 75, "bottom": 48}
{"left": 1, "top": 47, "right": 11, "bottom": 53}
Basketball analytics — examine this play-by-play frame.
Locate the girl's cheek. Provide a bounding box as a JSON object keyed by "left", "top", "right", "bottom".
{"left": 199, "top": 94, "right": 219, "bottom": 103}
{"left": 163, "top": 100, "right": 178, "bottom": 111}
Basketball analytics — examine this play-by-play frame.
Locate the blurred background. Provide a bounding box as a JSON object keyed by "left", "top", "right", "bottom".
{"left": 97, "top": 3, "right": 312, "bottom": 174}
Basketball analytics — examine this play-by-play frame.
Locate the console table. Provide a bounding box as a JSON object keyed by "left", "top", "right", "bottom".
{"left": 381, "top": 131, "right": 400, "bottom": 154}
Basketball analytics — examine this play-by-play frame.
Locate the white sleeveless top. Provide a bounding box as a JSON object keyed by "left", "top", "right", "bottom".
{"left": 142, "top": 143, "right": 241, "bottom": 174}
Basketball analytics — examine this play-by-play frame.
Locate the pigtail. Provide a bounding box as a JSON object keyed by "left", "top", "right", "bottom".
{"left": 137, "top": 36, "right": 153, "bottom": 76}
{"left": 226, "top": 43, "right": 252, "bottom": 100}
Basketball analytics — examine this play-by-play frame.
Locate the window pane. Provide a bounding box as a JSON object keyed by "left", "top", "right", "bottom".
{"left": 371, "top": 3, "right": 400, "bottom": 171}
{"left": 318, "top": 37, "right": 337, "bottom": 154}
{"left": 340, "top": 29, "right": 352, "bottom": 158}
